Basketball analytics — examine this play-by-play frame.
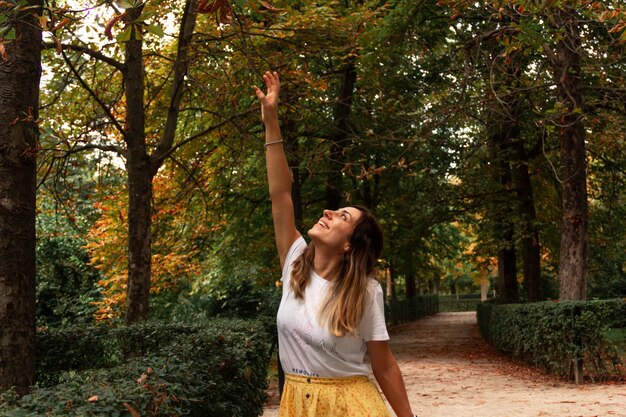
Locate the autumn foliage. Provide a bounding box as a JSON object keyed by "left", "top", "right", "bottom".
{"left": 85, "top": 174, "right": 202, "bottom": 322}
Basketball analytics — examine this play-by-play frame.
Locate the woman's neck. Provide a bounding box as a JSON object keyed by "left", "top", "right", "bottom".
{"left": 312, "top": 248, "right": 342, "bottom": 281}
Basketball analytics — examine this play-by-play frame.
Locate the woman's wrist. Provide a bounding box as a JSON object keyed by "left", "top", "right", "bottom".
{"left": 263, "top": 115, "right": 279, "bottom": 128}
{"left": 264, "top": 139, "right": 283, "bottom": 147}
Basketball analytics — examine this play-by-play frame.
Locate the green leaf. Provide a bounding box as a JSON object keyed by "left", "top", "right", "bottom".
{"left": 116, "top": 0, "right": 134, "bottom": 9}
{"left": 116, "top": 25, "right": 133, "bottom": 42}
{"left": 146, "top": 25, "right": 164, "bottom": 37}
{"left": 4, "top": 28, "right": 16, "bottom": 40}
{"left": 133, "top": 25, "right": 143, "bottom": 40}
{"left": 134, "top": 11, "right": 153, "bottom": 23}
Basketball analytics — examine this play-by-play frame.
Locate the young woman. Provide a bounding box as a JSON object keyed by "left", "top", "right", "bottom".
{"left": 254, "top": 71, "right": 416, "bottom": 417}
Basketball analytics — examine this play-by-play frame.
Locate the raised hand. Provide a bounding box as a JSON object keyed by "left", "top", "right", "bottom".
{"left": 253, "top": 71, "right": 280, "bottom": 124}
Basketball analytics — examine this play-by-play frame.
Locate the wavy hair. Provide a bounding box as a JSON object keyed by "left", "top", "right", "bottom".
{"left": 290, "top": 206, "right": 384, "bottom": 336}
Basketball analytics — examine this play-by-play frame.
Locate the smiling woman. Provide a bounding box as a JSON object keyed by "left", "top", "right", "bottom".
{"left": 254, "top": 71, "right": 417, "bottom": 417}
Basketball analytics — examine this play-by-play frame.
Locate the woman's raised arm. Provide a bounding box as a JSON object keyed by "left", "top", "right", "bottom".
{"left": 254, "top": 71, "right": 301, "bottom": 268}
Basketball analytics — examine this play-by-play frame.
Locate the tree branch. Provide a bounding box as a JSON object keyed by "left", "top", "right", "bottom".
{"left": 52, "top": 143, "right": 127, "bottom": 158}
{"left": 154, "top": 106, "right": 259, "bottom": 165}
{"left": 150, "top": 0, "right": 198, "bottom": 174}
{"left": 61, "top": 50, "right": 127, "bottom": 139}
{"left": 464, "top": 26, "right": 517, "bottom": 50}
{"left": 44, "top": 42, "right": 125, "bottom": 71}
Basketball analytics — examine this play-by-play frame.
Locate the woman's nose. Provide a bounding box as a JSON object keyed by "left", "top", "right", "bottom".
{"left": 323, "top": 209, "right": 333, "bottom": 219}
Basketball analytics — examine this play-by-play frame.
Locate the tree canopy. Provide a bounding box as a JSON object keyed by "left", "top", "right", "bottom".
{"left": 21, "top": 0, "right": 626, "bottom": 323}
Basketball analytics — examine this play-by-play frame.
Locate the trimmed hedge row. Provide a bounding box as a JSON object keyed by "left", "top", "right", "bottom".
{"left": 36, "top": 321, "right": 217, "bottom": 386}
{"left": 386, "top": 295, "right": 439, "bottom": 325}
{"left": 1, "top": 319, "right": 269, "bottom": 416}
{"left": 439, "top": 297, "right": 482, "bottom": 312}
{"left": 477, "top": 299, "right": 626, "bottom": 381}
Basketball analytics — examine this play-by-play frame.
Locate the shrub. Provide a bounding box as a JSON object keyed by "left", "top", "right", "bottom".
{"left": 36, "top": 236, "right": 101, "bottom": 328}
{"left": 10, "top": 319, "right": 269, "bottom": 416}
{"left": 386, "top": 295, "right": 439, "bottom": 325}
{"left": 476, "top": 299, "right": 625, "bottom": 381}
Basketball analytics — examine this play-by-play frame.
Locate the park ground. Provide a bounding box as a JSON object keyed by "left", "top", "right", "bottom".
{"left": 262, "top": 312, "right": 626, "bottom": 417}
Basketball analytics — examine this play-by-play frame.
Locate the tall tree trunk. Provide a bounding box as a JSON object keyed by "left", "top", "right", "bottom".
{"left": 499, "top": 44, "right": 542, "bottom": 302}
{"left": 123, "top": 0, "right": 198, "bottom": 323}
{"left": 478, "top": 18, "right": 522, "bottom": 304}
{"left": 405, "top": 271, "right": 416, "bottom": 300}
{"left": 0, "top": 0, "right": 41, "bottom": 394}
{"left": 432, "top": 277, "right": 440, "bottom": 294}
{"left": 512, "top": 138, "right": 542, "bottom": 301}
{"left": 549, "top": 7, "right": 588, "bottom": 301}
{"left": 124, "top": 21, "right": 151, "bottom": 324}
{"left": 325, "top": 58, "right": 356, "bottom": 209}
{"left": 487, "top": 132, "right": 518, "bottom": 304}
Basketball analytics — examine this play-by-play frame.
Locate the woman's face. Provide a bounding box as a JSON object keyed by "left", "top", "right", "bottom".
{"left": 308, "top": 207, "right": 362, "bottom": 253}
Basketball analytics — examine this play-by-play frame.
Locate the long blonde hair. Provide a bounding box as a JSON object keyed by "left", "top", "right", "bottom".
{"left": 290, "top": 206, "right": 384, "bottom": 336}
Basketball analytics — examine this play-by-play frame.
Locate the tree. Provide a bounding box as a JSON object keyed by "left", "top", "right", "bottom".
{"left": 0, "top": 0, "right": 42, "bottom": 394}
{"left": 35, "top": 0, "right": 625, "bottom": 319}
{"left": 42, "top": 0, "right": 201, "bottom": 323}
{"left": 545, "top": 4, "right": 588, "bottom": 300}
{"left": 433, "top": 0, "right": 626, "bottom": 301}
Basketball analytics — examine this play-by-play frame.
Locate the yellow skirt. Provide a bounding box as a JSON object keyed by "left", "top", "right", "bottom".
{"left": 279, "top": 373, "right": 391, "bottom": 417}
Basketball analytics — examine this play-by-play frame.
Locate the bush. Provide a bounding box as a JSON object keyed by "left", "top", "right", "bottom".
{"left": 9, "top": 318, "right": 269, "bottom": 416}
{"left": 36, "top": 236, "right": 101, "bottom": 328}
{"left": 386, "top": 295, "right": 439, "bottom": 325}
{"left": 151, "top": 282, "right": 281, "bottom": 344}
{"left": 476, "top": 299, "right": 625, "bottom": 381}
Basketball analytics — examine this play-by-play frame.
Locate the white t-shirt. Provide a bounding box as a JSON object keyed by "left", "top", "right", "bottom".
{"left": 276, "top": 237, "right": 389, "bottom": 377}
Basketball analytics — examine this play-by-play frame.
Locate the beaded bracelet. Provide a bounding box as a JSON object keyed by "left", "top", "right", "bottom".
{"left": 264, "top": 139, "right": 283, "bottom": 147}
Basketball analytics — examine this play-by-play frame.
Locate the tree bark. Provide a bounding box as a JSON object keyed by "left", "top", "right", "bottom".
{"left": 123, "top": 15, "right": 151, "bottom": 324}
{"left": 325, "top": 58, "right": 356, "bottom": 210}
{"left": 405, "top": 271, "right": 416, "bottom": 299}
{"left": 512, "top": 137, "right": 542, "bottom": 301}
{"left": 549, "top": 7, "right": 588, "bottom": 301}
{"left": 487, "top": 131, "right": 518, "bottom": 304}
{"left": 0, "top": 0, "right": 41, "bottom": 394}
{"left": 123, "top": 0, "right": 198, "bottom": 323}
{"left": 478, "top": 14, "right": 524, "bottom": 305}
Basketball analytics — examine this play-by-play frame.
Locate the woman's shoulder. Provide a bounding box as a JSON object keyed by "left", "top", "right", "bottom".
{"left": 282, "top": 236, "right": 308, "bottom": 277}
{"left": 286, "top": 236, "right": 307, "bottom": 260}
{"left": 365, "top": 278, "right": 384, "bottom": 296}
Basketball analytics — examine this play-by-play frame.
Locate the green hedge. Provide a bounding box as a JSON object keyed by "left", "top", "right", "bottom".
{"left": 2, "top": 319, "right": 269, "bottom": 416}
{"left": 36, "top": 321, "right": 211, "bottom": 386}
{"left": 386, "top": 295, "right": 439, "bottom": 325}
{"left": 439, "top": 297, "right": 482, "bottom": 312}
{"left": 476, "top": 299, "right": 626, "bottom": 381}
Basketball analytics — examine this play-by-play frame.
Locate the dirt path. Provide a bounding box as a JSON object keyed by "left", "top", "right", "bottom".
{"left": 262, "top": 312, "right": 626, "bottom": 417}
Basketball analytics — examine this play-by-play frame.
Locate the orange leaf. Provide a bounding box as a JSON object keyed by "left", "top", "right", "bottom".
{"left": 136, "top": 373, "right": 147, "bottom": 384}
{"left": 259, "top": 1, "right": 284, "bottom": 13}
{"left": 51, "top": 17, "right": 71, "bottom": 32}
{"left": 105, "top": 12, "right": 127, "bottom": 41}
{"left": 123, "top": 403, "right": 141, "bottom": 417}
{"left": 53, "top": 36, "right": 62, "bottom": 54}
{"left": 198, "top": 0, "right": 226, "bottom": 13}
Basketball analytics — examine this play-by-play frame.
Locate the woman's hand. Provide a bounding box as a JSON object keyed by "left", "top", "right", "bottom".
{"left": 253, "top": 71, "right": 280, "bottom": 124}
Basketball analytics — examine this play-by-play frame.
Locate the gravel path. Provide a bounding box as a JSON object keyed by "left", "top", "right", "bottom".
{"left": 262, "top": 312, "right": 626, "bottom": 417}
